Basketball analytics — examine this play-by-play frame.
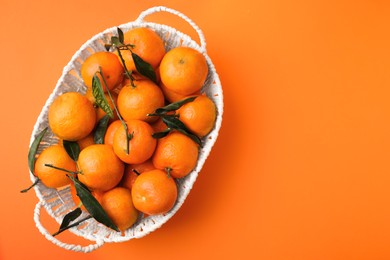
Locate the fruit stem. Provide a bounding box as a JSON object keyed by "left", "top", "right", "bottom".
{"left": 44, "top": 164, "right": 80, "bottom": 175}
{"left": 97, "top": 68, "right": 131, "bottom": 155}
{"left": 132, "top": 169, "right": 141, "bottom": 175}
{"left": 115, "top": 46, "right": 136, "bottom": 88}
{"left": 165, "top": 167, "right": 172, "bottom": 178}
{"left": 20, "top": 178, "right": 40, "bottom": 193}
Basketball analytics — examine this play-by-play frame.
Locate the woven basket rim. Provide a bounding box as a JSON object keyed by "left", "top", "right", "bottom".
{"left": 30, "top": 13, "right": 223, "bottom": 244}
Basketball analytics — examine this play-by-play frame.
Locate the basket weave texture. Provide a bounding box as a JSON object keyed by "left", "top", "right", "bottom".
{"left": 30, "top": 6, "right": 223, "bottom": 252}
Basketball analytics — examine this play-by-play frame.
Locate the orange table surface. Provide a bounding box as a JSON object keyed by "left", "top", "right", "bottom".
{"left": 1, "top": 0, "right": 390, "bottom": 259}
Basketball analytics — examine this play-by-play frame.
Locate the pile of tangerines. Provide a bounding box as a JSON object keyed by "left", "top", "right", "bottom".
{"left": 30, "top": 27, "right": 217, "bottom": 233}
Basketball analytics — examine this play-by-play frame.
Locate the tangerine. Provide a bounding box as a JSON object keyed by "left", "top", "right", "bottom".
{"left": 117, "top": 78, "right": 164, "bottom": 123}
{"left": 152, "top": 131, "right": 199, "bottom": 178}
{"left": 131, "top": 169, "right": 177, "bottom": 215}
{"left": 120, "top": 159, "right": 156, "bottom": 190}
{"left": 159, "top": 47, "right": 208, "bottom": 96}
{"left": 101, "top": 187, "right": 139, "bottom": 231}
{"left": 48, "top": 92, "right": 96, "bottom": 141}
{"left": 104, "top": 120, "right": 122, "bottom": 146}
{"left": 81, "top": 51, "right": 124, "bottom": 92}
{"left": 178, "top": 94, "right": 217, "bottom": 137}
{"left": 115, "top": 27, "right": 165, "bottom": 72}
{"left": 112, "top": 119, "right": 156, "bottom": 164}
{"left": 77, "top": 144, "right": 124, "bottom": 191}
{"left": 34, "top": 145, "right": 75, "bottom": 189}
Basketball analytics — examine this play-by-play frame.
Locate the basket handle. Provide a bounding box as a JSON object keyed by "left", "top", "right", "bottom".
{"left": 135, "top": 6, "right": 207, "bottom": 53}
{"left": 34, "top": 201, "right": 104, "bottom": 253}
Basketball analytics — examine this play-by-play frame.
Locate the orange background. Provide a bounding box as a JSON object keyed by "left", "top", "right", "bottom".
{"left": 1, "top": 0, "right": 390, "bottom": 259}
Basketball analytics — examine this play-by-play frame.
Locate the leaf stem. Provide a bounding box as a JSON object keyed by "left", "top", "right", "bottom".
{"left": 44, "top": 164, "right": 80, "bottom": 175}
{"left": 165, "top": 167, "right": 172, "bottom": 178}
{"left": 115, "top": 46, "right": 136, "bottom": 88}
{"left": 20, "top": 178, "right": 40, "bottom": 193}
{"left": 97, "top": 68, "right": 131, "bottom": 155}
{"left": 52, "top": 215, "right": 93, "bottom": 237}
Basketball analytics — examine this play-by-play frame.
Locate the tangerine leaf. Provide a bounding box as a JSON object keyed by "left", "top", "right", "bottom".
{"left": 63, "top": 140, "right": 80, "bottom": 161}
{"left": 59, "top": 207, "right": 82, "bottom": 231}
{"left": 132, "top": 52, "right": 157, "bottom": 83}
{"left": 110, "top": 36, "right": 121, "bottom": 47}
{"left": 94, "top": 115, "right": 110, "bottom": 144}
{"left": 28, "top": 127, "right": 48, "bottom": 175}
{"left": 155, "top": 96, "right": 197, "bottom": 115}
{"left": 161, "top": 116, "right": 202, "bottom": 146}
{"left": 69, "top": 175, "right": 119, "bottom": 232}
{"left": 92, "top": 74, "right": 114, "bottom": 118}
{"left": 53, "top": 215, "right": 92, "bottom": 237}
{"left": 117, "top": 27, "right": 124, "bottom": 44}
{"left": 152, "top": 128, "right": 171, "bottom": 139}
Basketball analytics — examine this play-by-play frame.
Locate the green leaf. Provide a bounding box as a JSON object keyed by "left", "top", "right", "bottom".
{"left": 117, "top": 27, "right": 124, "bottom": 44}
{"left": 161, "top": 116, "right": 202, "bottom": 146}
{"left": 92, "top": 74, "right": 114, "bottom": 118}
{"left": 59, "top": 207, "right": 82, "bottom": 231}
{"left": 110, "top": 36, "right": 121, "bottom": 46}
{"left": 63, "top": 140, "right": 80, "bottom": 161}
{"left": 28, "top": 127, "right": 48, "bottom": 175}
{"left": 52, "top": 215, "right": 92, "bottom": 237}
{"left": 155, "top": 96, "right": 197, "bottom": 115}
{"left": 152, "top": 128, "right": 171, "bottom": 139}
{"left": 132, "top": 52, "right": 157, "bottom": 83}
{"left": 94, "top": 115, "right": 110, "bottom": 144}
{"left": 69, "top": 175, "right": 119, "bottom": 232}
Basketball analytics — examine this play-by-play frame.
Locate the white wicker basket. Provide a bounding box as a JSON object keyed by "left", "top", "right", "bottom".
{"left": 30, "top": 6, "right": 223, "bottom": 252}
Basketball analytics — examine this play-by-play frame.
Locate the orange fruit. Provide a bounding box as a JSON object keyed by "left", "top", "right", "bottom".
{"left": 120, "top": 159, "right": 156, "bottom": 190}
{"left": 152, "top": 132, "right": 199, "bottom": 178}
{"left": 77, "top": 133, "right": 95, "bottom": 150}
{"left": 150, "top": 118, "right": 168, "bottom": 134}
{"left": 34, "top": 145, "right": 75, "bottom": 189}
{"left": 112, "top": 119, "right": 156, "bottom": 164}
{"left": 115, "top": 27, "right": 165, "bottom": 72}
{"left": 104, "top": 120, "right": 122, "bottom": 146}
{"left": 119, "top": 166, "right": 139, "bottom": 191}
{"left": 178, "top": 94, "right": 217, "bottom": 137}
{"left": 101, "top": 187, "right": 139, "bottom": 231}
{"left": 160, "top": 81, "right": 200, "bottom": 103}
{"left": 84, "top": 88, "right": 119, "bottom": 122}
{"left": 131, "top": 169, "right": 177, "bottom": 215}
{"left": 128, "top": 159, "right": 156, "bottom": 175}
{"left": 81, "top": 51, "right": 124, "bottom": 92}
{"left": 78, "top": 144, "right": 124, "bottom": 192}
{"left": 117, "top": 78, "right": 165, "bottom": 123}
{"left": 160, "top": 47, "right": 208, "bottom": 96}
{"left": 48, "top": 92, "right": 96, "bottom": 141}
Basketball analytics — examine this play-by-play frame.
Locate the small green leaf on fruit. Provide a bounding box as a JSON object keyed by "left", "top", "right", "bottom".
{"left": 161, "top": 116, "right": 202, "bottom": 146}
{"left": 117, "top": 27, "right": 124, "bottom": 44}
{"left": 155, "top": 96, "right": 197, "bottom": 115}
{"left": 28, "top": 127, "right": 48, "bottom": 175}
{"left": 94, "top": 115, "right": 110, "bottom": 144}
{"left": 92, "top": 74, "right": 114, "bottom": 118}
{"left": 132, "top": 52, "right": 156, "bottom": 83}
{"left": 63, "top": 140, "right": 80, "bottom": 161}
{"left": 69, "top": 175, "right": 119, "bottom": 232}
{"left": 152, "top": 129, "right": 171, "bottom": 139}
